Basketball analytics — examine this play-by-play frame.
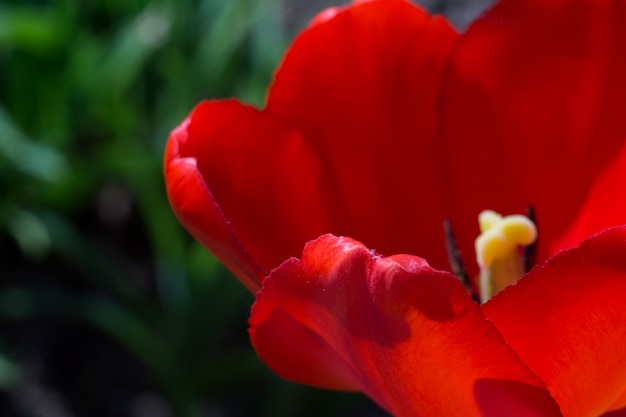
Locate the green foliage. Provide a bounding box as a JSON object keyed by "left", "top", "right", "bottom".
{"left": 0, "top": 0, "right": 383, "bottom": 415}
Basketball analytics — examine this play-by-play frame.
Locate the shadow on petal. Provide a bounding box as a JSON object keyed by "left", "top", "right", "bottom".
{"left": 250, "top": 234, "right": 561, "bottom": 417}
{"left": 474, "top": 379, "right": 561, "bottom": 417}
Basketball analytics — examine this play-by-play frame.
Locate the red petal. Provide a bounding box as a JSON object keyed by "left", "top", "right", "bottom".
{"left": 266, "top": 0, "right": 458, "bottom": 272}
{"left": 550, "top": 141, "right": 626, "bottom": 259}
{"left": 165, "top": 1, "right": 461, "bottom": 284}
{"left": 250, "top": 234, "right": 561, "bottom": 417}
{"left": 165, "top": 100, "right": 331, "bottom": 288}
{"left": 442, "top": 0, "right": 626, "bottom": 269}
{"left": 165, "top": 107, "right": 264, "bottom": 292}
{"left": 482, "top": 226, "right": 626, "bottom": 417}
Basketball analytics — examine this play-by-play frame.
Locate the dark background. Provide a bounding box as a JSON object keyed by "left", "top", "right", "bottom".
{"left": 0, "top": 0, "right": 493, "bottom": 415}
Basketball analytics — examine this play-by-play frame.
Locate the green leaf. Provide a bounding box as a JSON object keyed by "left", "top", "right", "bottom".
{"left": 0, "top": 6, "right": 66, "bottom": 53}
{"left": 0, "top": 106, "right": 69, "bottom": 182}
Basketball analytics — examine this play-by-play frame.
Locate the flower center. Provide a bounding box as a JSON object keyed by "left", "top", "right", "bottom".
{"left": 474, "top": 210, "right": 537, "bottom": 303}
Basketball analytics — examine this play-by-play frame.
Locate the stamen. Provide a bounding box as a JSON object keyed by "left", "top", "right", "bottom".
{"left": 443, "top": 218, "right": 469, "bottom": 288}
{"left": 522, "top": 205, "right": 538, "bottom": 273}
{"left": 475, "top": 210, "right": 537, "bottom": 303}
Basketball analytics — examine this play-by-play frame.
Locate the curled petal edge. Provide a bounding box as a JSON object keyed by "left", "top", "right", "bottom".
{"left": 164, "top": 105, "right": 265, "bottom": 293}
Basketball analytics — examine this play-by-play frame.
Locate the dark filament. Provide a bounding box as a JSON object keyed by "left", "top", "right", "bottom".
{"left": 522, "top": 204, "right": 538, "bottom": 273}
{"left": 443, "top": 218, "right": 470, "bottom": 289}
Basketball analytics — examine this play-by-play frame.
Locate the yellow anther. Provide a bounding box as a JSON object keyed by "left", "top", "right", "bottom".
{"left": 475, "top": 210, "right": 537, "bottom": 303}
{"left": 478, "top": 210, "right": 502, "bottom": 233}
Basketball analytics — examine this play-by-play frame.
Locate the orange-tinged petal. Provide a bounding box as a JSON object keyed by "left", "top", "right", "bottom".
{"left": 250, "top": 234, "right": 561, "bottom": 417}
{"left": 483, "top": 226, "right": 626, "bottom": 417}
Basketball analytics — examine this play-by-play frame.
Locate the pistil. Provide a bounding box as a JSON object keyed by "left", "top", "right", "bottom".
{"left": 475, "top": 210, "right": 537, "bottom": 303}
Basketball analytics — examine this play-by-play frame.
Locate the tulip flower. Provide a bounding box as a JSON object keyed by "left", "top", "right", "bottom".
{"left": 164, "top": 0, "right": 626, "bottom": 415}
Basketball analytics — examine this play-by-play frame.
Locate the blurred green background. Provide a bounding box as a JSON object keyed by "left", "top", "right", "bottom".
{"left": 0, "top": 0, "right": 489, "bottom": 415}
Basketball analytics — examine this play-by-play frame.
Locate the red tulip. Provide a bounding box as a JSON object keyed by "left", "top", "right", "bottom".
{"left": 164, "top": 0, "right": 626, "bottom": 415}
